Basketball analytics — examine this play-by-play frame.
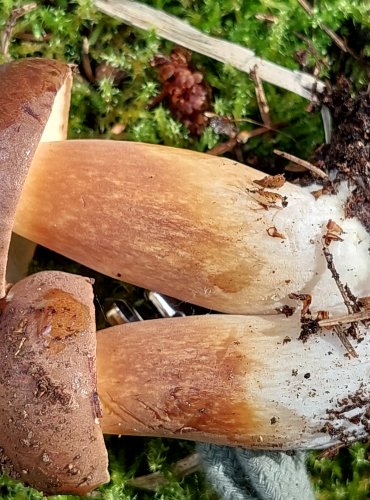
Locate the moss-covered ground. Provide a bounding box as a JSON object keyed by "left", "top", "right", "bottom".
{"left": 0, "top": 1, "right": 369, "bottom": 498}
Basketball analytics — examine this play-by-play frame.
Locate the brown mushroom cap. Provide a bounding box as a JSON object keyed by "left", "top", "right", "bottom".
{"left": 0, "top": 58, "right": 72, "bottom": 297}
{"left": 0, "top": 59, "right": 110, "bottom": 495}
{"left": 0, "top": 271, "right": 109, "bottom": 495}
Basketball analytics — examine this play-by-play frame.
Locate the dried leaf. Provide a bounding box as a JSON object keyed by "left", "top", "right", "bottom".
{"left": 254, "top": 174, "right": 286, "bottom": 189}
{"left": 311, "top": 187, "right": 330, "bottom": 199}
{"left": 327, "top": 219, "right": 343, "bottom": 234}
{"left": 311, "top": 188, "right": 324, "bottom": 199}
{"left": 323, "top": 219, "right": 344, "bottom": 246}
{"left": 316, "top": 310, "right": 331, "bottom": 329}
{"left": 288, "top": 293, "right": 312, "bottom": 317}
{"left": 316, "top": 310, "right": 330, "bottom": 321}
{"left": 246, "top": 188, "right": 288, "bottom": 209}
{"left": 266, "top": 226, "right": 286, "bottom": 239}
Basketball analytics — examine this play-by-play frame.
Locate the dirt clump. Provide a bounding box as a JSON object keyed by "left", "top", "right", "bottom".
{"left": 315, "top": 78, "right": 370, "bottom": 232}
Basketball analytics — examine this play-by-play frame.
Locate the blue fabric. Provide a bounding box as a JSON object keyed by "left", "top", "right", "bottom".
{"left": 197, "top": 444, "right": 315, "bottom": 500}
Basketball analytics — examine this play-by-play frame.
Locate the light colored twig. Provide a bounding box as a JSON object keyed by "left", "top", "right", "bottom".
{"left": 273, "top": 149, "right": 328, "bottom": 179}
{"left": 333, "top": 324, "right": 358, "bottom": 358}
{"left": 297, "top": 0, "right": 355, "bottom": 56}
{"left": 82, "top": 37, "right": 95, "bottom": 82}
{"left": 319, "top": 310, "right": 370, "bottom": 328}
{"left": 1, "top": 2, "right": 37, "bottom": 57}
{"left": 127, "top": 453, "right": 200, "bottom": 491}
{"left": 250, "top": 66, "right": 272, "bottom": 128}
{"left": 95, "top": 0, "right": 325, "bottom": 99}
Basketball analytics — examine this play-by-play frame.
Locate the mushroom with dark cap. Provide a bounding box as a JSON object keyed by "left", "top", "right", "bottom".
{"left": 2, "top": 57, "right": 370, "bottom": 494}
{"left": 0, "top": 58, "right": 109, "bottom": 495}
{"left": 2, "top": 61, "right": 368, "bottom": 316}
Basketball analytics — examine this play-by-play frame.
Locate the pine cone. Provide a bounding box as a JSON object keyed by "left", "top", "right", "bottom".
{"left": 152, "top": 47, "right": 211, "bottom": 135}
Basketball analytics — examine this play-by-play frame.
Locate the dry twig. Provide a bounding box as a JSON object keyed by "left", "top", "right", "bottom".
{"left": 296, "top": 0, "right": 356, "bottom": 57}
{"left": 322, "top": 245, "right": 361, "bottom": 357}
{"left": 273, "top": 149, "right": 328, "bottom": 179}
{"left": 322, "top": 247, "right": 360, "bottom": 316}
{"left": 82, "top": 37, "right": 95, "bottom": 83}
{"left": 1, "top": 2, "right": 37, "bottom": 57}
{"left": 250, "top": 66, "right": 272, "bottom": 128}
{"left": 127, "top": 453, "right": 200, "bottom": 491}
{"left": 319, "top": 310, "right": 370, "bottom": 328}
{"left": 95, "top": 0, "right": 325, "bottom": 99}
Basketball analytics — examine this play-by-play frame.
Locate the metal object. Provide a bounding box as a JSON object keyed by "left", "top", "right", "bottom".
{"left": 106, "top": 291, "right": 185, "bottom": 326}
{"left": 146, "top": 291, "right": 185, "bottom": 318}
{"left": 106, "top": 299, "right": 143, "bottom": 326}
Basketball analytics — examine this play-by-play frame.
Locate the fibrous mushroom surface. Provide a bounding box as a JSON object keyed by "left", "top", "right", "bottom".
{"left": 14, "top": 140, "right": 370, "bottom": 314}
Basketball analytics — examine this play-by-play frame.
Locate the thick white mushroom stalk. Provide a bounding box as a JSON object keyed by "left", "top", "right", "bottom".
{"left": 97, "top": 315, "right": 370, "bottom": 450}
{"left": 15, "top": 140, "right": 370, "bottom": 315}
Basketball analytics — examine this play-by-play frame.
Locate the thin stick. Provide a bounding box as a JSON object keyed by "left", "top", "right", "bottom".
{"left": 127, "top": 453, "right": 200, "bottom": 491}
{"left": 273, "top": 149, "right": 328, "bottom": 179}
{"left": 82, "top": 37, "right": 95, "bottom": 83}
{"left": 322, "top": 247, "right": 359, "bottom": 315}
{"left": 94, "top": 0, "right": 325, "bottom": 99}
{"left": 1, "top": 2, "right": 37, "bottom": 57}
{"left": 250, "top": 66, "right": 272, "bottom": 128}
{"left": 319, "top": 310, "right": 370, "bottom": 328}
{"left": 322, "top": 246, "right": 360, "bottom": 357}
{"left": 297, "top": 0, "right": 355, "bottom": 57}
{"left": 333, "top": 325, "right": 358, "bottom": 358}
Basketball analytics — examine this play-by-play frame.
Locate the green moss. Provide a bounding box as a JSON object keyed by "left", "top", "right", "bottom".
{"left": 1, "top": 0, "right": 370, "bottom": 498}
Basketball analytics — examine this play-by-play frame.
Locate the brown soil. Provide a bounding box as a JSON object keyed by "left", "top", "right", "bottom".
{"left": 315, "top": 78, "right": 370, "bottom": 232}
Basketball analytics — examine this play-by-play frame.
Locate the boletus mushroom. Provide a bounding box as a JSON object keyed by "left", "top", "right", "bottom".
{"left": 2, "top": 57, "right": 370, "bottom": 494}
{"left": 2, "top": 61, "right": 368, "bottom": 316}
{"left": 14, "top": 140, "right": 370, "bottom": 315}
{"left": 0, "top": 59, "right": 109, "bottom": 494}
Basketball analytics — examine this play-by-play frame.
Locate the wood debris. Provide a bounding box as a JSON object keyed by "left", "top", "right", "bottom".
{"left": 254, "top": 174, "right": 286, "bottom": 189}
{"left": 323, "top": 219, "right": 344, "bottom": 246}
{"left": 274, "top": 149, "right": 328, "bottom": 179}
{"left": 266, "top": 226, "right": 286, "bottom": 239}
{"left": 1, "top": 2, "right": 37, "bottom": 57}
{"left": 246, "top": 188, "right": 288, "bottom": 210}
{"left": 250, "top": 66, "right": 272, "bottom": 128}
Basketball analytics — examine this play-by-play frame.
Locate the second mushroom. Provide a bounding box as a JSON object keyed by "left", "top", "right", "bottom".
{"left": 1, "top": 58, "right": 370, "bottom": 495}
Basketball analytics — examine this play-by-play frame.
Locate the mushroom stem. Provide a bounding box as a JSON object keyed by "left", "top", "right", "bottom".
{"left": 96, "top": 315, "right": 370, "bottom": 450}
{"left": 14, "top": 140, "right": 370, "bottom": 314}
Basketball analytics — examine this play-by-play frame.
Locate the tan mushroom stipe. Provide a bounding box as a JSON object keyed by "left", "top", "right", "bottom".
{"left": 3, "top": 57, "right": 370, "bottom": 493}
{"left": 97, "top": 315, "right": 370, "bottom": 450}
{"left": 15, "top": 139, "right": 370, "bottom": 315}
{"left": 0, "top": 59, "right": 109, "bottom": 494}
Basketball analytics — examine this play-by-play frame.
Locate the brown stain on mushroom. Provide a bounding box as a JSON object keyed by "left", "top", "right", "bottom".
{"left": 32, "top": 289, "right": 90, "bottom": 352}
{"left": 149, "top": 337, "right": 256, "bottom": 443}
{"left": 98, "top": 318, "right": 265, "bottom": 445}
{"left": 17, "top": 141, "right": 271, "bottom": 313}
{"left": 209, "top": 268, "right": 246, "bottom": 294}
